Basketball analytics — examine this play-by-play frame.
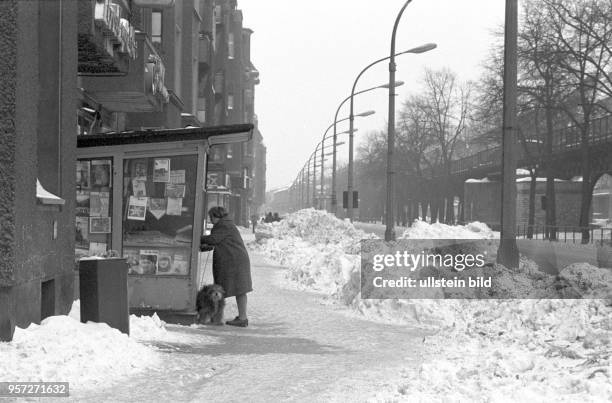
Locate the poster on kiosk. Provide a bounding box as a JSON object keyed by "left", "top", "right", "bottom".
{"left": 76, "top": 124, "right": 252, "bottom": 314}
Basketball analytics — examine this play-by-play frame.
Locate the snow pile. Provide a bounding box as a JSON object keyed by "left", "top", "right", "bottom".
{"left": 386, "top": 298, "right": 612, "bottom": 402}
{"left": 253, "top": 209, "right": 375, "bottom": 294}
{"left": 130, "top": 312, "right": 171, "bottom": 340}
{"left": 70, "top": 300, "right": 210, "bottom": 345}
{"left": 256, "top": 208, "right": 376, "bottom": 249}
{"left": 560, "top": 263, "right": 612, "bottom": 299}
{"left": 400, "top": 219, "right": 498, "bottom": 239}
{"left": 0, "top": 301, "right": 161, "bottom": 390}
{"left": 253, "top": 213, "right": 502, "bottom": 324}
{"left": 252, "top": 210, "right": 612, "bottom": 401}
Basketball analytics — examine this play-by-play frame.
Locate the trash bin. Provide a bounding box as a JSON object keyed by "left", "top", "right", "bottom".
{"left": 79, "top": 258, "right": 129, "bottom": 335}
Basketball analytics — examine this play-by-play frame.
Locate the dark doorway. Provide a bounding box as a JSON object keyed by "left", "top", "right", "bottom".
{"left": 41, "top": 279, "right": 55, "bottom": 321}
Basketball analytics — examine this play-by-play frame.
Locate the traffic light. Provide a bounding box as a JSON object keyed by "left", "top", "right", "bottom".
{"left": 342, "top": 190, "right": 358, "bottom": 208}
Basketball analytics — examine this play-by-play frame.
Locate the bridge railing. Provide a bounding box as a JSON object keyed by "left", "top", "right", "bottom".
{"left": 451, "top": 147, "right": 502, "bottom": 174}
{"left": 516, "top": 224, "right": 612, "bottom": 245}
{"left": 445, "top": 113, "right": 612, "bottom": 177}
{"left": 588, "top": 113, "right": 612, "bottom": 144}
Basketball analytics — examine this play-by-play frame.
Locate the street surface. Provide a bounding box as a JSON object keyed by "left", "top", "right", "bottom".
{"left": 69, "top": 236, "right": 427, "bottom": 403}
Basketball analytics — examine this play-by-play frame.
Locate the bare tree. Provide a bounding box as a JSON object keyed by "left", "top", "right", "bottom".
{"left": 355, "top": 130, "right": 388, "bottom": 222}
{"left": 472, "top": 28, "right": 506, "bottom": 147}
{"left": 396, "top": 95, "right": 437, "bottom": 221}
{"left": 544, "top": 0, "right": 612, "bottom": 242}
{"left": 420, "top": 68, "right": 472, "bottom": 223}
{"left": 397, "top": 95, "right": 436, "bottom": 178}
{"left": 546, "top": 0, "right": 612, "bottom": 103}
{"left": 518, "top": 0, "right": 574, "bottom": 240}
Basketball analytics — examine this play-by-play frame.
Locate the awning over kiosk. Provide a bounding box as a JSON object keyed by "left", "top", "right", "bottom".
{"left": 77, "top": 123, "right": 253, "bottom": 148}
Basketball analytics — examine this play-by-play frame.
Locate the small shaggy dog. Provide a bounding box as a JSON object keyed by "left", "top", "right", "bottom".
{"left": 195, "top": 284, "right": 225, "bottom": 325}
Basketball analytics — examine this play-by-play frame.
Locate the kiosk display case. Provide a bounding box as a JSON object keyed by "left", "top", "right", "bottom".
{"left": 76, "top": 124, "right": 252, "bottom": 312}
{"left": 122, "top": 154, "right": 197, "bottom": 276}
{"left": 75, "top": 158, "right": 114, "bottom": 258}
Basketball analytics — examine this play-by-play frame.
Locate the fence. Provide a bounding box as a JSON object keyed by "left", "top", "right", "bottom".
{"left": 516, "top": 224, "right": 612, "bottom": 245}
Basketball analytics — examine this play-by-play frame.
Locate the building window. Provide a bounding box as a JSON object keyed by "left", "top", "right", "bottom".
{"left": 214, "top": 4, "right": 222, "bottom": 24}
{"left": 151, "top": 11, "right": 162, "bottom": 44}
{"left": 227, "top": 94, "right": 234, "bottom": 110}
{"left": 228, "top": 32, "right": 235, "bottom": 59}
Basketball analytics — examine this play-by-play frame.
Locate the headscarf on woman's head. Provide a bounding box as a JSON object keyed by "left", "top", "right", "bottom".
{"left": 208, "top": 206, "right": 229, "bottom": 220}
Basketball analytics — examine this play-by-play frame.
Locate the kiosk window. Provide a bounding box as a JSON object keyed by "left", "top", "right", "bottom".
{"left": 122, "top": 155, "right": 197, "bottom": 276}
{"left": 75, "top": 158, "right": 113, "bottom": 258}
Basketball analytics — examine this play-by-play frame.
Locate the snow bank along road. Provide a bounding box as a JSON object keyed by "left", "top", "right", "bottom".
{"left": 73, "top": 252, "right": 428, "bottom": 402}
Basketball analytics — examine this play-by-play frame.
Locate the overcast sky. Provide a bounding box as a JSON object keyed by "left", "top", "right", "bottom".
{"left": 239, "top": 0, "right": 507, "bottom": 190}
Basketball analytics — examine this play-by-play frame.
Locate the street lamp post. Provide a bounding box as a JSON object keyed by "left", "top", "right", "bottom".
{"left": 306, "top": 158, "right": 311, "bottom": 208}
{"left": 300, "top": 168, "right": 304, "bottom": 209}
{"left": 346, "top": 42, "right": 436, "bottom": 224}
{"left": 320, "top": 139, "right": 325, "bottom": 209}
{"left": 313, "top": 145, "right": 318, "bottom": 208}
{"left": 319, "top": 143, "right": 335, "bottom": 209}
{"left": 312, "top": 140, "right": 339, "bottom": 208}
{"left": 385, "top": 3, "right": 436, "bottom": 240}
{"left": 386, "top": 0, "right": 413, "bottom": 240}
{"left": 497, "top": 0, "right": 520, "bottom": 267}
{"left": 295, "top": 137, "right": 345, "bottom": 212}
{"left": 300, "top": 169, "right": 305, "bottom": 209}
{"left": 298, "top": 170, "right": 302, "bottom": 209}
{"left": 311, "top": 113, "right": 372, "bottom": 212}
{"left": 331, "top": 84, "right": 399, "bottom": 215}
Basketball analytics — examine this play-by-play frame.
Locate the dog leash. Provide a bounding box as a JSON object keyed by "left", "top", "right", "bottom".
{"left": 197, "top": 250, "right": 211, "bottom": 290}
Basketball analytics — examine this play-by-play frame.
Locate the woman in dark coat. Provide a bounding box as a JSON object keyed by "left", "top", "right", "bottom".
{"left": 200, "top": 206, "right": 252, "bottom": 327}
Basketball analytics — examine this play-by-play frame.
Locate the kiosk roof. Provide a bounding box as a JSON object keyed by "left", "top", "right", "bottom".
{"left": 77, "top": 124, "right": 253, "bottom": 148}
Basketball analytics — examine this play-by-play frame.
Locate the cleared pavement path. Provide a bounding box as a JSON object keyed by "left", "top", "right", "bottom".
{"left": 73, "top": 249, "right": 426, "bottom": 402}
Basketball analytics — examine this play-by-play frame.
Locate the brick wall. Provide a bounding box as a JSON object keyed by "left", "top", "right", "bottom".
{"left": 516, "top": 179, "right": 582, "bottom": 227}
{"left": 0, "top": 0, "right": 77, "bottom": 341}
{"left": 464, "top": 178, "right": 584, "bottom": 230}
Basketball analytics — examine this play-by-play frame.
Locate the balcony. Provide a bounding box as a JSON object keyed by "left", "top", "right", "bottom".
{"left": 78, "top": 0, "right": 137, "bottom": 75}
{"left": 214, "top": 5, "right": 223, "bottom": 25}
{"left": 81, "top": 32, "right": 169, "bottom": 113}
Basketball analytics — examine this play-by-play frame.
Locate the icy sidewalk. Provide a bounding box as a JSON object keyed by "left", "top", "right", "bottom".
{"left": 71, "top": 252, "right": 428, "bottom": 402}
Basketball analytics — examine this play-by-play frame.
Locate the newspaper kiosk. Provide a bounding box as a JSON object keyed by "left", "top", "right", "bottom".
{"left": 76, "top": 124, "right": 252, "bottom": 313}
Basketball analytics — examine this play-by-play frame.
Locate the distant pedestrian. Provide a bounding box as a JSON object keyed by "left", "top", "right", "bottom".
{"left": 265, "top": 212, "right": 273, "bottom": 223}
{"left": 251, "top": 214, "right": 259, "bottom": 233}
{"left": 273, "top": 212, "right": 280, "bottom": 222}
{"left": 200, "top": 206, "right": 252, "bottom": 327}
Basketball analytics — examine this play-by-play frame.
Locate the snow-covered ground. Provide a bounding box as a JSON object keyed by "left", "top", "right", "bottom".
{"left": 253, "top": 209, "right": 612, "bottom": 402}
{"left": 0, "top": 301, "right": 211, "bottom": 392}
{"left": 2, "top": 210, "right": 609, "bottom": 401}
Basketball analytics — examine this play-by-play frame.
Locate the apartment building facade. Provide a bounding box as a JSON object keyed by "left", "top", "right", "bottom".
{"left": 0, "top": 0, "right": 264, "bottom": 341}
